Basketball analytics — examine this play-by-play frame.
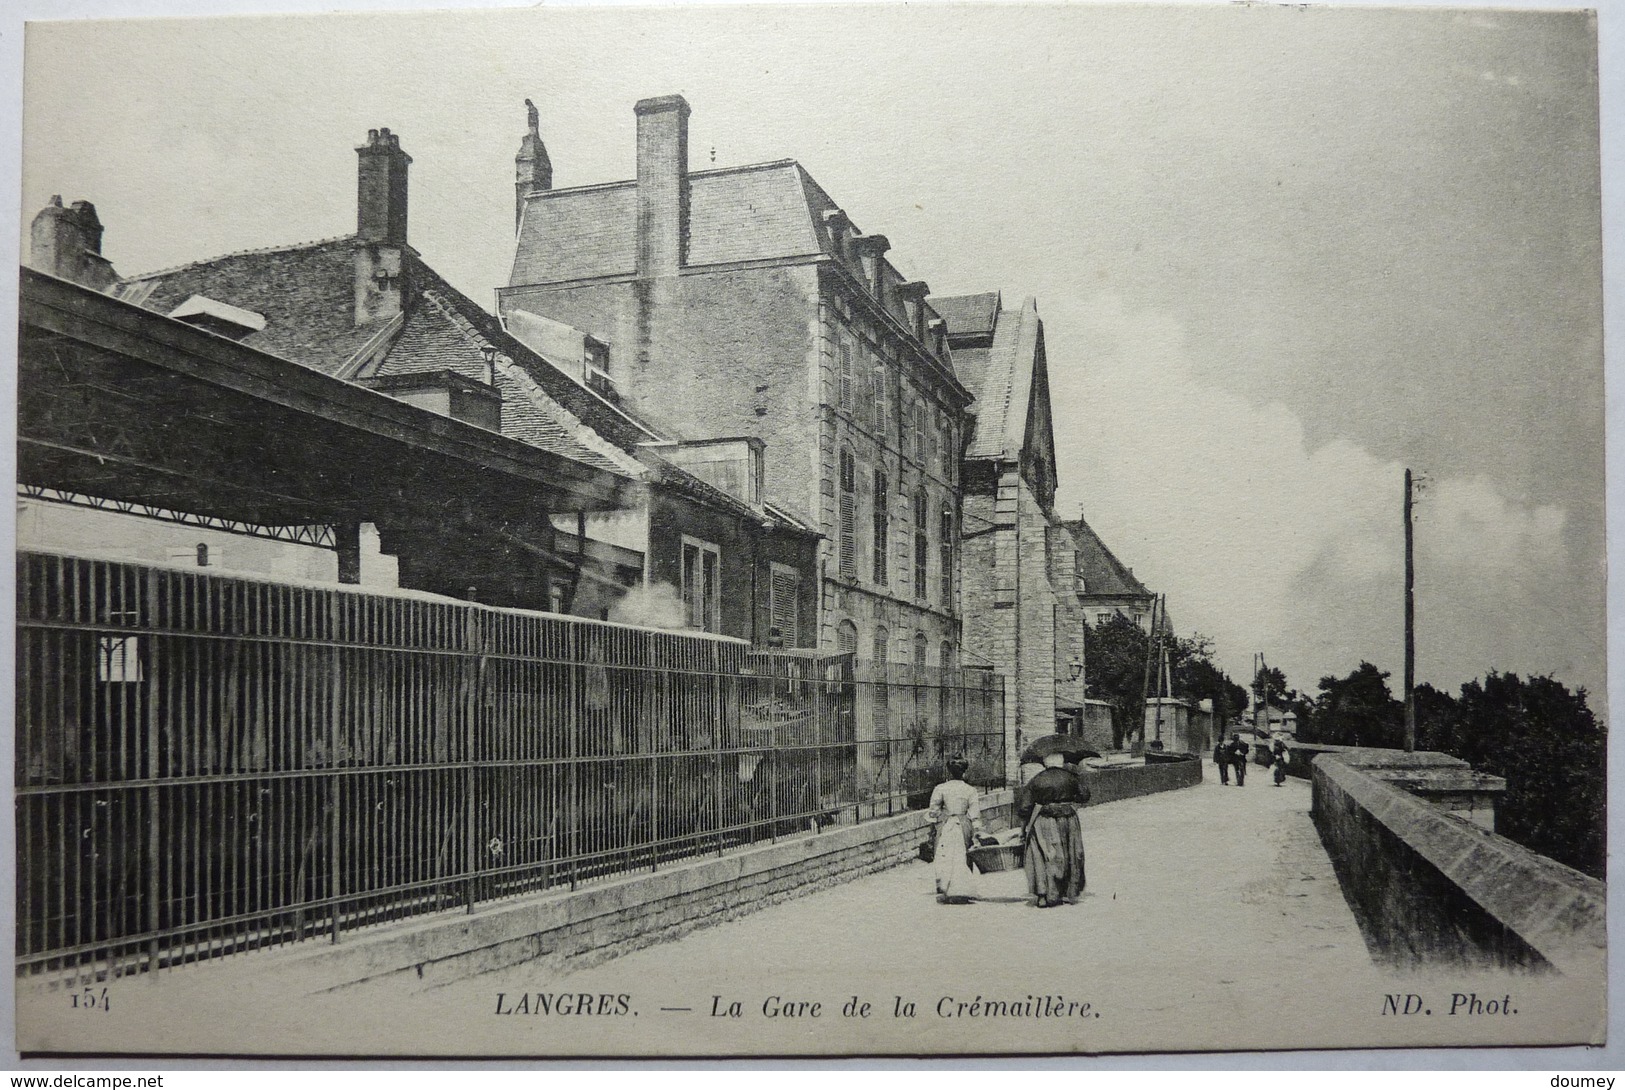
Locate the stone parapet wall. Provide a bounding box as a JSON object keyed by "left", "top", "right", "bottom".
{"left": 1082, "top": 755, "right": 1203, "bottom": 805}
{"left": 1309, "top": 755, "right": 1605, "bottom": 975}
{"left": 255, "top": 808, "right": 943, "bottom": 996}
{"left": 232, "top": 758, "right": 1203, "bottom": 997}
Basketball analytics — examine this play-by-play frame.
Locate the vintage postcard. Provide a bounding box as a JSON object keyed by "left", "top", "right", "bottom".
{"left": 9, "top": 0, "right": 1611, "bottom": 1059}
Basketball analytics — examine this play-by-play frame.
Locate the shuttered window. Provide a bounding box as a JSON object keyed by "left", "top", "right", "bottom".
{"left": 838, "top": 341, "right": 853, "bottom": 412}
{"left": 940, "top": 506, "right": 954, "bottom": 607}
{"left": 913, "top": 488, "right": 929, "bottom": 601}
{"left": 872, "top": 469, "right": 889, "bottom": 585}
{"left": 838, "top": 447, "right": 857, "bottom": 579}
{"left": 769, "top": 563, "right": 799, "bottom": 645}
{"left": 681, "top": 536, "right": 721, "bottom": 633}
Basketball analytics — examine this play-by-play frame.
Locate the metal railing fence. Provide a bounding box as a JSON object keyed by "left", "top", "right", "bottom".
{"left": 16, "top": 551, "right": 1004, "bottom": 982}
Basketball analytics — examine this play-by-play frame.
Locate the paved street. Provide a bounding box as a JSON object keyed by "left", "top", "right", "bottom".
{"left": 32, "top": 766, "right": 1596, "bottom": 1056}
{"left": 450, "top": 767, "right": 1397, "bottom": 1053}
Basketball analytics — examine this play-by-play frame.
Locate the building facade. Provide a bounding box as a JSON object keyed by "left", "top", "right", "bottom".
{"left": 498, "top": 94, "right": 975, "bottom": 667}
{"left": 934, "top": 292, "right": 1086, "bottom": 774}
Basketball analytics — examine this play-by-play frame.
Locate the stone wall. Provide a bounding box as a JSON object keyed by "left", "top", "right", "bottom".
{"left": 1310, "top": 754, "right": 1605, "bottom": 976}
{"left": 259, "top": 807, "right": 945, "bottom": 996}
{"left": 1081, "top": 755, "right": 1203, "bottom": 806}
{"left": 248, "top": 756, "right": 1203, "bottom": 997}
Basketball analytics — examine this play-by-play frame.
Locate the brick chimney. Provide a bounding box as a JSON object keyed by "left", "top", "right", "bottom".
{"left": 30, "top": 196, "right": 118, "bottom": 290}
{"left": 354, "top": 128, "right": 411, "bottom": 326}
{"left": 514, "top": 98, "right": 553, "bottom": 233}
{"left": 634, "top": 94, "right": 690, "bottom": 277}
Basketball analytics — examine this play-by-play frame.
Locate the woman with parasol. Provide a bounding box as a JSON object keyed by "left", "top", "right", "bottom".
{"left": 1016, "top": 734, "right": 1094, "bottom": 907}
{"left": 926, "top": 756, "right": 985, "bottom": 904}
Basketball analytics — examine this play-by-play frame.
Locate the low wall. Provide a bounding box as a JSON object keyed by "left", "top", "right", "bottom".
{"left": 250, "top": 793, "right": 1003, "bottom": 996}
{"left": 1310, "top": 755, "right": 1605, "bottom": 975}
{"left": 232, "top": 759, "right": 1204, "bottom": 996}
{"left": 1084, "top": 754, "right": 1203, "bottom": 805}
{"left": 1283, "top": 743, "right": 1461, "bottom": 780}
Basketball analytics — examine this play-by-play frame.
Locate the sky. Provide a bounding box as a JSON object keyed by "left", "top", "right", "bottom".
{"left": 12, "top": 0, "right": 1610, "bottom": 704}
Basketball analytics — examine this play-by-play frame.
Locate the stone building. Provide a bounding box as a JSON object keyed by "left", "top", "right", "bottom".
{"left": 499, "top": 95, "right": 975, "bottom": 666}
{"left": 933, "top": 291, "right": 1084, "bottom": 774}
{"left": 22, "top": 126, "right": 819, "bottom": 644}
{"left": 1062, "top": 515, "right": 1158, "bottom": 630}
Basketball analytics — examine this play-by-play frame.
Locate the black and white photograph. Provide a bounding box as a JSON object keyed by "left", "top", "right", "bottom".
{"left": 6, "top": 0, "right": 1613, "bottom": 1060}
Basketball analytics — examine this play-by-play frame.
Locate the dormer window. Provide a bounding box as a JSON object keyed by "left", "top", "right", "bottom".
{"left": 373, "top": 269, "right": 399, "bottom": 292}
{"left": 166, "top": 295, "right": 266, "bottom": 341}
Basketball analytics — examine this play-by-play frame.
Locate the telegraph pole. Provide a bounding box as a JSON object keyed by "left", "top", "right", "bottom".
{"left": 1404, "top": 468, "right": 1416, "bottom": 752}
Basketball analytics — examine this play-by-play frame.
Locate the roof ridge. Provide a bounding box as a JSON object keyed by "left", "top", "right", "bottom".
{"left": 120, "top": 233, "right": 359, "bottom": 283}
{"left": 523, "top": 159, "right": 803, "bottom": 202}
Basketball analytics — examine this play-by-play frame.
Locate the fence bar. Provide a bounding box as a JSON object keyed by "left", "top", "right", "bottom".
{"left": 15, "top": 550, "right": 1004, "bottom": 983}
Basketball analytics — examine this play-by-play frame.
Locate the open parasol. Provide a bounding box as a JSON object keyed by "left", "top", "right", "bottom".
{"left": 1019, "top": 733, "right": 1100, "bottom": 765}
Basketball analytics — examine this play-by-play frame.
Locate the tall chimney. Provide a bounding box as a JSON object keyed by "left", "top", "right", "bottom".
{"left": 30, "top": 196, "right": 117, "bottom": 290}
{"left": 354, "top": 128, "right": 411, "bottom": 326}
{"left": 515, "top": 98, "right": 553, "bottom": 233}
{"left": 356, "top": 127, "right": 411, "bottom": 245}
{"left": 634, "top": 94, "right": 690, "bottom": 277}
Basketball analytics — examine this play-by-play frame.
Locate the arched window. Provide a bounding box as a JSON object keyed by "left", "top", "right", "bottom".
{"left": 941, "top": 641, "right": 955, "bottom": 672}
{"left": 838, "top": 447, "right": 857, "bottom": 579}
{"left": 836, "top": 619, "right": 859, "bottom": 655}
{"left": 913, "top": 631, "right": 928, "bottom": 668}
{"left": 913, "top": 488, "right": 929, "bottom": 601}
{"left": 195, "top": 543, "right": 210, "bottom": 568}
{"left": 872, "top": 469, "right": 889, "bottom": 585}
{"left": 873, "top": 624, "right": 892, "bottom": 750}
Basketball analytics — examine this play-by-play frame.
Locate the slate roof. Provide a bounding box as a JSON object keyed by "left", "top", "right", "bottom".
{"left": 116, "top": 236, "right": 379, "bottom": 375}
{"left": 931, "top": 292, "right": 1000, "bottom": 341}
{"left": 1061, "top": 518, "right": 1153, "bottom": 600}
{"left": 511, "top": 161, "right": 827, "bottom": 285}
{"left": 115, "top": 237, "right": 646, "bottom": 476}
{"left": 113, "top": 234, "right": 815, "bottom": 533}
{"left": 932, "top": 295, "right": 1041, "bottom": 462}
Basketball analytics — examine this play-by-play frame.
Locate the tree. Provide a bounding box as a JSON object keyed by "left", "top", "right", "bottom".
{"left": 1082, "top": 614, "right": 1152, "bottom": 748}
{"left": 1252, "top": 665, "right": 1288, "bottom": 706}
{"left": 1303, "top": 661, "right": 1404, "bottom": 748}
{"left": 1415, "top": 672, "right": 1605, "bottom": 879}
{"left": 1176, "top": 652, "right": 1249, "bottom": 725}
{"left": 1083, "top": 616, "right": 1247, "bottom": 748}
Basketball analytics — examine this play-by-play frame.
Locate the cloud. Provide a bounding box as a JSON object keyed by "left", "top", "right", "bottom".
{"left": 1051, "top": 293, "right": 1589, "bottom": 697}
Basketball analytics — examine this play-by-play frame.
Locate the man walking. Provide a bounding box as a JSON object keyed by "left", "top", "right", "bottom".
{"left": 1228, "top": 733, "right": 1250, "bottom": 786}
{"left": 1212, "top": 737, "right": 1230, "bottom": 785}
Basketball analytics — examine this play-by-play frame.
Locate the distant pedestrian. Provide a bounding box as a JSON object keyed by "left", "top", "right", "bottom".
{"left": 1018, "top": 752, "right": 1089, "bottom": 907}
{"left": 1212, "top": 738, "right": 1230, "bottom": 785}
{"left": 1228, "top": 734, "right": 1249, "bottom": 786}
{"left": 1272, "top": 739, "right": 1292, "bottom": 786}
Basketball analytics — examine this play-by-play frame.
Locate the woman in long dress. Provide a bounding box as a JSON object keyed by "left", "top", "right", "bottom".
{"left": 927, "top": 757, "right": 983, "bottom": 904}
{"left": 1017, "top": 752, "right": 1089, "bottom": 907}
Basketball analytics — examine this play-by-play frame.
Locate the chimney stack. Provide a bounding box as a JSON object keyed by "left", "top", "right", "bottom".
{"left": 514, "top": 98, "right": 553, "bottom": 233}
{"left": 30, "top": 196, "right": 118, "bottom": 290}
{"left": 357, "top": 127, "right": 411, "bottom": 246}
{"left": 354, "top": 128, "right": 411, "bottom": 326}
{"left": 634, "top": 94, "right": 691, "bottom": 277}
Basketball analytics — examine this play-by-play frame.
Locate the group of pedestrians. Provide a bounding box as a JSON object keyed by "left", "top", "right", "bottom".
{"left": 925, "top": 751, "right": 1090, "bottom": 910}
{"left": 1212, "top": 733, "right": 1293, "bottom": 787}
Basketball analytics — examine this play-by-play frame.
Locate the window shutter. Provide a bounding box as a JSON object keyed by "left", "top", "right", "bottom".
{"left": 770, "top": 566, "right": 799, "bottom": 642}
{"left": 840, "top": 493, "right": 856, "bottom": 578}
{"left": 839, "top": 342, "right": 853, "bottom": 410}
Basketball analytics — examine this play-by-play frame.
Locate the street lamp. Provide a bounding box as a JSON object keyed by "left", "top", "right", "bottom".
{"left": 1067, "top": 656, "right": 1083, "bottom": 682}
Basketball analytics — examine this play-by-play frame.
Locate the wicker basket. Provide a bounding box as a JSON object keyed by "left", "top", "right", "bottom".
{"left": 968, "top": 842, "right": 1024, "bottom": 873}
